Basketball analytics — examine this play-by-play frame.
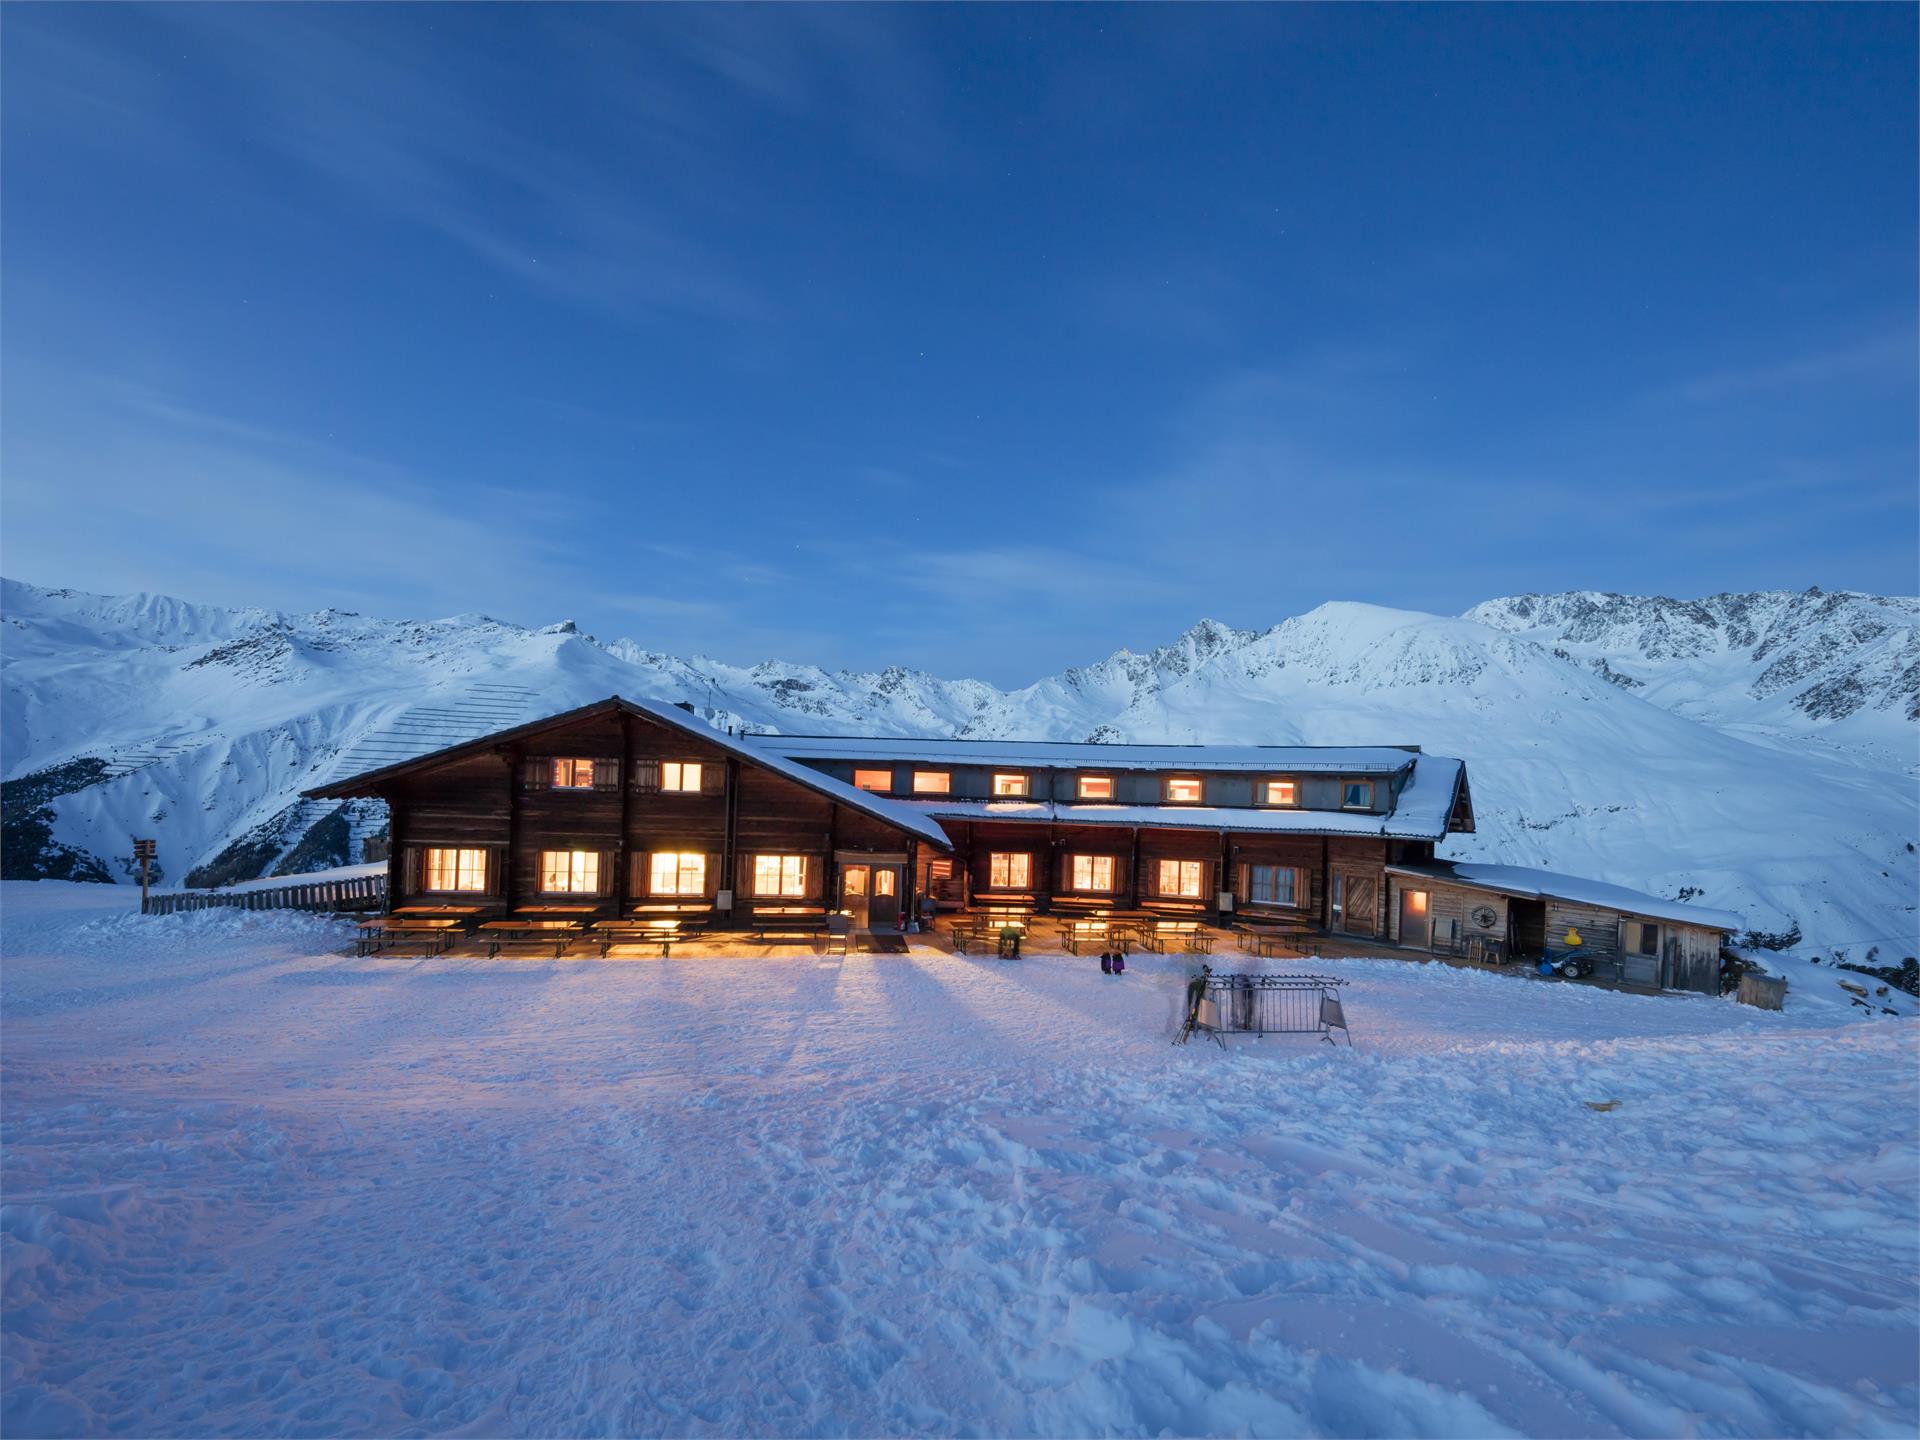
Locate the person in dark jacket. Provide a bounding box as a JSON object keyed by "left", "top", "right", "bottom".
{"left": 1111, "top": 951, "right": 1125, "bottom": 975}
{"left": 1099, "top": 951, "right": 1113, "bottom": 975}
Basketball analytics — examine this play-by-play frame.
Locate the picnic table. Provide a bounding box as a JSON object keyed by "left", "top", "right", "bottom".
{"left": 390, "top": 904, "right": 485, "bottom": 920}
{"left": 1234, "top": 923, "right": 1320, "bottom": 958}
{"left": 591, "top": 920, "right": 681, "bottom": 957}
{"left": 356, "top": 917, "right": 462, "bottom": 956}
{"left": 1062, "top": 919, "right": 1132, "bottom": 954}
{"left": 748, "top": 907, "right": 829, "bottom": 943}
{"left": 477, "top": 919, "right": 582, "bottom": 958}
{"left": 514, "top": 904, "right": 601, "bottom": 917}
{"left": 1144, "top": 921, "right": 1216, "bottom": 955}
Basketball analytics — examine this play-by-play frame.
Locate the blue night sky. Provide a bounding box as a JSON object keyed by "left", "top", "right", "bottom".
{"left": 3, "top": 4, "right": 1914, "bottom": 682}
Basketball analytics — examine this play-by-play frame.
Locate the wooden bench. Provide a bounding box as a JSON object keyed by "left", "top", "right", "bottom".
{"left": 1145, "top": 922, "right": 1216, "bottom": 955}
{"left": 475, "top": 920, "right": 582, "bottom": 958}
{"left": 1234, "top": 922, "right": 1321, "bottom": 958}
{"left": 1062, "top": 920, "right": 1129, "bottom": 955}
{"left": 748, "top": 908, "right": 829, "bottom": 945}
{"left": 591, "top": 920, "right": 681, "bottom": 957}
{"left": 356, "top": 917, "right": 462, "bottom": 956}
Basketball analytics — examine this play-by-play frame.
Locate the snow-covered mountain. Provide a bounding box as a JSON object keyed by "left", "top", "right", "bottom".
{"left": 4, "top": 578, "right": 1915, "bottom": 960}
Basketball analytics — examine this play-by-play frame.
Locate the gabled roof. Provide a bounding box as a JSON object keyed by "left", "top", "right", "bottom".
{"left": 754, "top": 734, "right": 1423, "bottom": 775}
{"left": 304, "top": 696, "right": 952, "bottom": 851}
{"left": 1385, "top": 861, "right": 1743, "bottom": 932}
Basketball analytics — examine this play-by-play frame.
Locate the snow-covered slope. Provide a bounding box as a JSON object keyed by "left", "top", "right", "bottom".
{"left": 3, "top": 578, "right": 1914, "bottom": 961}
{"left": 1466, "top": 588, "right": 1920, "bottom": 770}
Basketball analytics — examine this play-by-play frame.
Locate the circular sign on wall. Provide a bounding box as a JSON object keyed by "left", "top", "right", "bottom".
{"left": 1470, "top": 904, "right": 1499, "bottom": 930}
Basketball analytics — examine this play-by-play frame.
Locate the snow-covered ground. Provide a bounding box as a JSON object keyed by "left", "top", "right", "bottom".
{"left": 3, "top": 881, "right": 1915, "bottom": 1438}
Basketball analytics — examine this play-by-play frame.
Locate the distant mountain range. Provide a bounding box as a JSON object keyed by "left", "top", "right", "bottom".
{"left": 4, "top": 578, "right": 1915, "bottom": 959}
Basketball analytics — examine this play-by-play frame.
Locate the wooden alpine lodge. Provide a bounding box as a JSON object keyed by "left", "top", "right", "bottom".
{"left": 305, "top": 693, "right": 1740, "bottom": 991}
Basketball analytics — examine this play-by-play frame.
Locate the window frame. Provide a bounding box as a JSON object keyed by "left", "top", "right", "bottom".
{"left": 990, "top": 771, "right": 1030, "bottom": 798}
{"left": 1164, "top": 776, "right": 1204, "bottom": 805}
{"left": 1247, "top": 864, "right": 1303, "bottom": 908}
{"left": 539, "top": 849, "right": 601, "bottom": 894}
{"left": 1341, "top": 779, "right": 1376, "bottom": 811}
{"left": 1156, "top": 858, "right": 1205, "bottom": 898}
{"left": 551, "top": 757, "right": 597, "bottom": 790}
{"left": 1076, "top": 774, "right": 1116, "bottom": 801}
{"left": 910, "top": 770, "right": 951, "bottom": 795}
{"left": 659, "top": 760, "right": 704, "bottom": 794}
{"left": 1068, "top": 854, "right": 1117, "bottom": 893}
{"left": 987, "top": 852, "right": 1031, "bottom": 890}
{"left": 751, "top": 853, "right": 809, "bottom": 899}
{"left": 1637, "top": 921, "right": 1661, "bottom": 956}
{"left": 421, "top": 846, "right": 488, "bottom": 894}
{"left": 852, "top": 768, "right": 892, "bottom": 793}
{"left": 648, "top": 851, "right": 707, "bottom": 897}
{"left": 1260, "top": 778, "right": 1300, "bottom": 808}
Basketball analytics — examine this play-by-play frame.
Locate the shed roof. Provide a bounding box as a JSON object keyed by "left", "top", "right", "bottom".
{"left": 303, "top": 696, "right": 953, "bottom": 851}
{"left": 1385, "top": 861, "right": 1743, "bottom": 932}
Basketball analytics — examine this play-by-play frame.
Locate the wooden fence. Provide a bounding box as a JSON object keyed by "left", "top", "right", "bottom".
{"left": 142, "top": 873, "right": 387, "bottom": 917}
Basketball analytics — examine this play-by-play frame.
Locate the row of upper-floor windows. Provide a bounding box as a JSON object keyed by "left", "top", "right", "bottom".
{"left": 417, "top": 845, "right": 817, "bottom": 899}
{"left": 526, "top": 754, "right": 1376, "bottom": 811}
{"left": 852, "top": 767, "right": 1375, "bottom": 810}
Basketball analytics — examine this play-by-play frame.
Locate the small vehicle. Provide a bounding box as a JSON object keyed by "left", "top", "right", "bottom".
{"left": 1538, "top": 948, "right": 1594, "bottom": 980}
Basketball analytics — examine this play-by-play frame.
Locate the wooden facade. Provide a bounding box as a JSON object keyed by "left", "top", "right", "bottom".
{"left": 309, "top": 696, "right": 1481, "bottom": 943}
{"left": 1384, "top": 868, "right": 1734, "bottom": 994}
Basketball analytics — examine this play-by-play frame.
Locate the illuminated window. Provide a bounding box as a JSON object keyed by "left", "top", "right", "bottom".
{"left": 1069, "top": 855, "right": 1115, "bottom": 892}
{"left": 1342, "top": 780, "right": 1375, "bottom": 810}
{"left": 661, "top": 761, "right": 703, "bottom": 793}
{"left": 1077, "top": 775, "right": 1114, "bottom": 801}
{"left": 1263, "top": 779, "right": 1298, "bottom": 807}
{"left": 991, "top": 772, "right": 1029, "bottom": 797}
{"left": 1249, "top": 865, "right": 1301, "bottom": 906}
{"left": 752, "top": 854, "right": 808, "bottom": 897}
{"left": 1157, "top": 859, "right": 1204, "bottom": 897}
{"left": 911, "top": 770, "right": 951, "bottom": 795}
{"left": 874, "top": 868, "right": 896, "bottom": 897}
{"left": 422, "top": 847, "right": 487, "bottom": 892}
{"left": 552, "top": 758, "right": 596, "bottom": 789}
{"left": 853, "top": 769, "right": 892, "bottom": 792}
{"left": 540, "top": 849, "right": 600, "bottom": 893}
{"left": 1165, "top": 777, "right": 1203, "bottom": 804}
{"left": 988, "top": 852, "right": 1030, "bottom": 889}
{"left": 649, "top": 851, "right": 706, "bottom": 896}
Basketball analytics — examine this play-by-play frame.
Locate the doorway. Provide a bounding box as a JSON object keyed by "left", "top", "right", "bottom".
{"left": 1333, "top": 871, "right": 1378, "bottom": 936}
{"left": 1508, "top": 898, "right": 1546, "bottom": 959}
{"left": 838, "top": 862, "right": 903, "bottom": 930}
{"left": 1397, "top": 888, "right": 1431, "bottom": 948}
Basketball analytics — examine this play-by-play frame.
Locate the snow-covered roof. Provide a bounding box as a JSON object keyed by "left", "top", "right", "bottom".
{"left": 307, "top": 696, "right": 953, "bottom": 851}
{"left": 1385, "top": 861, "right": 1744, "bottom": 932}
{"left": 895, "top": 755, "right": 1465, "bottom": 840}
{"left": 753, "top": 735, "right": 1422, "bottom": 775}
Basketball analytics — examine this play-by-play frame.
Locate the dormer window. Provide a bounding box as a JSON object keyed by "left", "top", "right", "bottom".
{"left": 991, "top": 772, "right": 1030, "bottom": 797}
{"left": 1165, "top": 777, "right": 1203, "bottom": 804}
{"left": 911, "top": 770, "right": 951, "bottom": 795}
{"left": 661, "top": 761, "right": 703, "bottom": 793}
{"left": 1342, "top": 780, "right": 1375, "bottom": 810}
{"left": 552, "top": 758, "right": 596, "bottom": 789}
{"left": 853, "top": 769, "right": 892, "bottom": 792}
{"left": 1262, "top": 779, "right": 1299, "bottom": 807}
{"left": 1077, "top": 775, "right": 1115, "bottom": 801}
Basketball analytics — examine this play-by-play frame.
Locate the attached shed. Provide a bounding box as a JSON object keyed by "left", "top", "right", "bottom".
{"left": 1384, "top": 861, "right": 1742, "bottom": 994}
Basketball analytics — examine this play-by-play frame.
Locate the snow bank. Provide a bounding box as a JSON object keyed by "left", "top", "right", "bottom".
{"left": 3, "top": 882, "right": 1914, "bottom": 1437}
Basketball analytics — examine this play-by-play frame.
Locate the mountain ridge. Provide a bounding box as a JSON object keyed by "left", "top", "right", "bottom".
{"left": 4, "top": 576, "right": 1914, "bottom": 959}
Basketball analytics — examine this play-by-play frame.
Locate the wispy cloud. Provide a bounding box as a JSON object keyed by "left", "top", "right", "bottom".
{"left": 1658, "top": 329, "right": 1916, "bottom": 405}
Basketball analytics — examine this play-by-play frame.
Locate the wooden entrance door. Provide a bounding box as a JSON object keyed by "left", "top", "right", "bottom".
{"left": 840, "top": 864, "right": 871, "bottom": 928}
{"left": 869, "top": 865, "right": 901, "bottom": 928}
{"left": 1334, "top": 871, "right": 1378, "bottom": 936}
{"left": 1398, "top": 888, "right": 1431, "bottom": 948}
